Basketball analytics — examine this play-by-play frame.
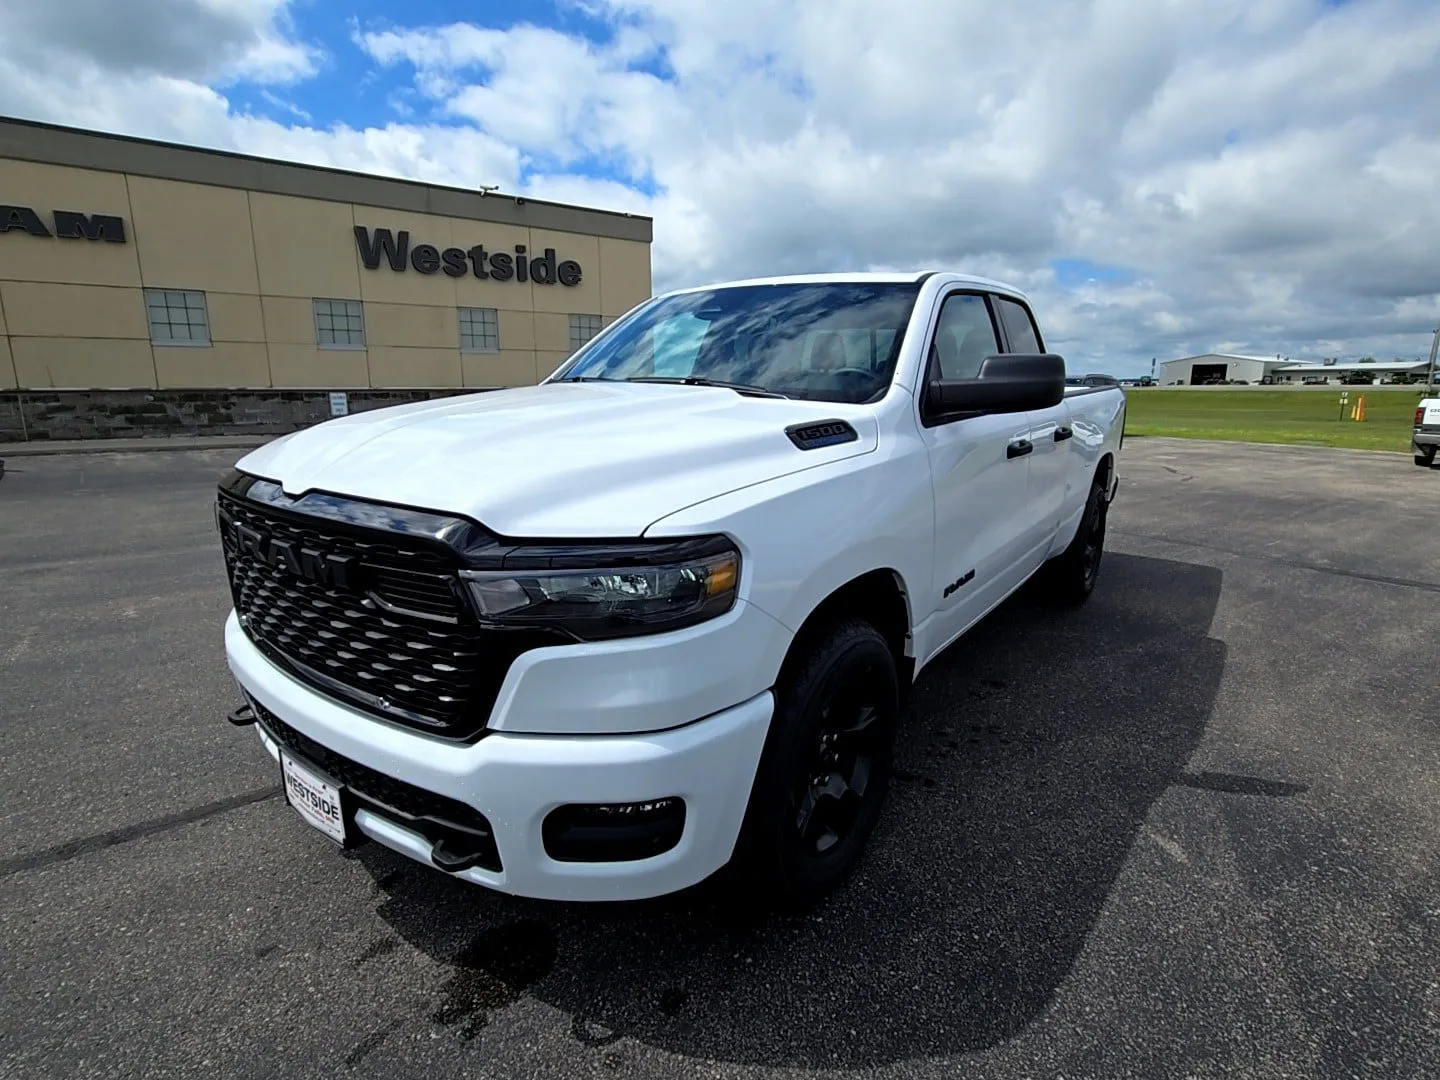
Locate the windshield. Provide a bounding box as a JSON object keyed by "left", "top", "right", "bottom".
{"left": 552, "top": 282, "right": 923, "bottom": 403}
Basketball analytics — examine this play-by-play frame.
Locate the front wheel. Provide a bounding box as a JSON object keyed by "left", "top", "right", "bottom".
{"left": 729, "top": 618, "right": 899, "bottom": 911}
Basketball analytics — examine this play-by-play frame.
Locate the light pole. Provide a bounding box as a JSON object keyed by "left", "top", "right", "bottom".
{"left": 1427, "top": 326, "right": 1439, "bottom": 395}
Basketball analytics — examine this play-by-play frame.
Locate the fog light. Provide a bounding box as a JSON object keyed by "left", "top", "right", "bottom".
{"left": 542, "top": 798, "right": 686, "bottom": 863}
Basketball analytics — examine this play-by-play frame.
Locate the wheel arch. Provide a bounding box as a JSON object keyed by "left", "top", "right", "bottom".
{"left": 1095, "top": 450, "right": 1116, "bottom": 499}
{"left": 775, "top": 568, "right": 916, "bottom": 699}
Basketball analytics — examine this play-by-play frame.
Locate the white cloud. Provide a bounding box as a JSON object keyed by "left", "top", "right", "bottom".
{"left": 2, "top": 0, "right": 1439, "bottom": 372}
{"left": 0, "top": 0, "right": 318, "bottom": 85}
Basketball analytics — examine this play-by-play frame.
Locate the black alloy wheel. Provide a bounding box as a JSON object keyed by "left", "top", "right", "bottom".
{"left": 1081, "top": 483, "right": 1108, "bottom": 592}
{"left": 793, "top": 679, "right": 886, "bottom": 858}
{"left": 730, "top": 618, "right": 899, "bottom": 910}
{"left": 1040, "top": 474, "right": 1109, "bottom": 605}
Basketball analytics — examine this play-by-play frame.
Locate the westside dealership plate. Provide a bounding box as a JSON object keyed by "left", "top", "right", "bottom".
{"left": 281, "top": 751, "right": 347, "bottom": 845}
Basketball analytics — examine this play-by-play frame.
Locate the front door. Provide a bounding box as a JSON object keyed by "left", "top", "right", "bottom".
{"left": 917, "top": 291, "right": 1038, "bottom": 658}
{"left": 992, "top": 293, "right": 1072, "bottom": 565}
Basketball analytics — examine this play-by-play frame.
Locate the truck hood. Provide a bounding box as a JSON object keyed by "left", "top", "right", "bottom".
{"left": 234, "top": 382, "right": 880, "bottom": 537}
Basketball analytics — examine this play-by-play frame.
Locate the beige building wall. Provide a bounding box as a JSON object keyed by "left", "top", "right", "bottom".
{"left": 0, "top": 151, "right": 652, "bottom": 391}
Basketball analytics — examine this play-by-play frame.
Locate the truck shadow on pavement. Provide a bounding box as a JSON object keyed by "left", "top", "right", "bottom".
{"left": 358, "top": 551, "right": 1228, "bottom": 1068}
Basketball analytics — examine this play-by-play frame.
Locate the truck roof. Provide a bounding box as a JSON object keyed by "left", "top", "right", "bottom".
{"left": 660, "top": 270, "right": 1031, "bottom": 302}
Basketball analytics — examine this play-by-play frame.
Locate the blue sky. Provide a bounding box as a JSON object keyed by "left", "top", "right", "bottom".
{"left": 3, "top": 0, "right": 1438, "bottom": 375}
{"left": 228, "top": 0, "right": 661, "bottom": 192}
{"left": 229, "top": 2, "right": 598, "bottom": 134}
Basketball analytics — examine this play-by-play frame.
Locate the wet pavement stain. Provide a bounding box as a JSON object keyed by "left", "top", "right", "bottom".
{"left": 892, "top": 768, "right": 939, "bottom": 790}
{"left": 659, "top": 987, "right": 688, "bottom": 1017}
{"left": 431, "top": 918, "right": 557, "bottom": 1040}
{"left": 966, "top": 678, "right": 1010, "bottom": 703}
{"left": 571, "top": 1014, "right": 622, "bottom": 1048}
{"left": 1174, "top": 770, "right": 1309, "bottom": 798}
{"left": 343, "top": 1030, "right": 388, "bottom": 1069}
{"left": 370, "top": 870, "right": 404, "bottom": 896}
{"left": 355, "top": 937, "right": 399, "bottom": 967}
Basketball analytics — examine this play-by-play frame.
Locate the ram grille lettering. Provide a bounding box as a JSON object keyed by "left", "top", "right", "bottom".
{"left": 222, "top": 515, "right": 356, "bottom": 590}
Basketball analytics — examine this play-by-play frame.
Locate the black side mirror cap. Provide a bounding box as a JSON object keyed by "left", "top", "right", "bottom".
{"left": 926, "top": 353, "right": 1066, "bottom": 418}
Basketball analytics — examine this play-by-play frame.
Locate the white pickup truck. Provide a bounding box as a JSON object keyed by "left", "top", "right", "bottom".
{"left": 217, "top": 271, "right": 1126, "bottom": 909}
{"left": 1415, "top": 396, "right": 1440, "bottom": 467}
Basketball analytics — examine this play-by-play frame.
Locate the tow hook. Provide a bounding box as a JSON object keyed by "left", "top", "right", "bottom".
{"left": 226, "top": 702, "right": 257, "bottom": 727}
{"left": 430, "top": 836, "right": 493, "bottom": 874}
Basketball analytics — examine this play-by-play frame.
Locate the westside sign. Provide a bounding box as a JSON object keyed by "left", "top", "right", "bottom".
{"left": 0, "top": 204, "right": 126, "bottom": 242}
{"left": 354, "top": 226, "right": 582, "bottom": 286}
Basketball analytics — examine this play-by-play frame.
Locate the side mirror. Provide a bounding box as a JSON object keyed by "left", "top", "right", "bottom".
{"left": 926, "top": 353, "right": 1066, "bottom": 417}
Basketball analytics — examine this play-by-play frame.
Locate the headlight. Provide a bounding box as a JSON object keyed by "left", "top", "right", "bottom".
{"left": 459, "top": 546, "right": 740, "bottom": 640}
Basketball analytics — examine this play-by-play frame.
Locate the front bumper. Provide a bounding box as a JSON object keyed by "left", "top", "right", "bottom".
{"left": 225, "top": 611, "right": 774, "bottom": 901}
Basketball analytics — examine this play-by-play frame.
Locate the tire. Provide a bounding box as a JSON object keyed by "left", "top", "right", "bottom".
{"left": 728, "top": 618, "right": 899, "bottom": 911}
{"left": 1040, "top": 476, "right": 1109, "bottom": 605}
{"left": 1416, "top": 447, "right": 1436, "bottom": 468}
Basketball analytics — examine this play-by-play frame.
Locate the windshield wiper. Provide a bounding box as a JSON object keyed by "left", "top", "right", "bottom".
{"left": 624, "top": 376, "right": 789, "bottom": 399}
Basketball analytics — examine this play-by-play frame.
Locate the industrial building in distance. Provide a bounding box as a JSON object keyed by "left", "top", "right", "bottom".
{"left": 0, "top": 116, "right": 653, "bottom": 441}
{"left": 1160, "top": 353, "right": 1431, "bottom": 387}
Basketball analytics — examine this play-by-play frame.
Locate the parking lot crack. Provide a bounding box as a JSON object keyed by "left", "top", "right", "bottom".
{"left": 0, "top": 784, "right": 282, "bottom": 878}
{"left": 1115, "top": 529, "right": 1440, "bottom": 593}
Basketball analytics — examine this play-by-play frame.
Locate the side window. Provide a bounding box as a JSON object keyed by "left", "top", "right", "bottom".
{"left": 994, "top": 296, "right": 1043, "bottom": 354}
{"left": 929, "top": 293, "right": 1000, "bottom": 381}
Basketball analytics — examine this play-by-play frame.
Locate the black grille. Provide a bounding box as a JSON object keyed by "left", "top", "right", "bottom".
{"left": 255, "top": 703, "right": 501, "bottom": 872}
{"left": 218, "top": 487, "right": 553, "bottom": 740}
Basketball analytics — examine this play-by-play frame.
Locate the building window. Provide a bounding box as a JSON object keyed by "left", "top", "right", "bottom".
{"left": 569, "top": 313, "right": 603, "bottom": 352}
{"left": 144, "top": 289, "right": 210, "bottom": 346}
{"left": 314, "top": 298, "right": 365, "bottom": 348}
{"left": 459, "top": 307, "right": 500, "bottom": 353}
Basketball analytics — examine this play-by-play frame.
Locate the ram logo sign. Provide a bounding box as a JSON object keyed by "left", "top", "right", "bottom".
{"left": 0, "top": 204, "right": 127, "bottom": 243}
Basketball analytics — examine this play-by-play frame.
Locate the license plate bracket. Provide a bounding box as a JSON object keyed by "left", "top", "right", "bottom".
{"left": 280, "top": 749, "right": 352, "bottom": 847}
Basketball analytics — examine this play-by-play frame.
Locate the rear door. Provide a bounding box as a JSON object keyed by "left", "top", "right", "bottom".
{"left": 916, "top": 291, "right": 1037, "bottom": 652}
{"left": 992, "top": 293, "right": 1072, "bottom": 559}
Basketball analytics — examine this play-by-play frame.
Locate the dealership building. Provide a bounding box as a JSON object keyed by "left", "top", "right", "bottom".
{"left": 0, "top": 117, "right": 653, "bottom": 441}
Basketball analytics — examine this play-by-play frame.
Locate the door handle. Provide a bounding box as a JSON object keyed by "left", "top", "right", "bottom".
{"left": 1054, "top": 426, "right": 1073, "bottom": 442}
{"left": 1007, "top": 439, "right": 1033, "bottom": 459}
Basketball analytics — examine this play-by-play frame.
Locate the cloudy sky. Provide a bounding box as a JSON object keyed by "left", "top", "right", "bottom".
{"left": 2, "top": 0, "right": 1437, "bottom": 376}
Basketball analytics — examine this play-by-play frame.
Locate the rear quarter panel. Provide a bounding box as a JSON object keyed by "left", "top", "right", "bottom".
{"left": 1047, "top": 386, "right": 1127, "bottom": 557}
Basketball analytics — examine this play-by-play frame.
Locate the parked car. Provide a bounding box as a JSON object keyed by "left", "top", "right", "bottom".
{"left": 216, "top": 271, "right": 1126, "bottom": 908}
{"left": 1415, "top": 396, "right": 1440, "bottom": 467}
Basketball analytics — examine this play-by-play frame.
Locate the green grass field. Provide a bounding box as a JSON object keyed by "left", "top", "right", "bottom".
{"left": 1123, "top": 388, "right": 1429, "bottom": 452}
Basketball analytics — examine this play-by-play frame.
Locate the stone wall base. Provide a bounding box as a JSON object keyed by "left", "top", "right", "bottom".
{"left": 0, "top": 388, "right": 483, "bottom": 442}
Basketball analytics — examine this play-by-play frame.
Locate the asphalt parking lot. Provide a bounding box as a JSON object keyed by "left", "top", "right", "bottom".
{"left": 2, "top": 437, "right": 1438, "bottom": 1080}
